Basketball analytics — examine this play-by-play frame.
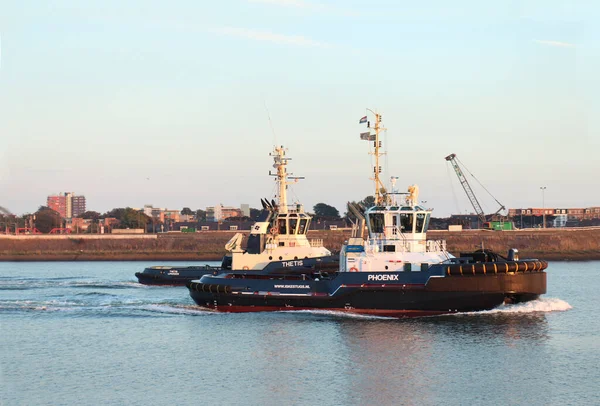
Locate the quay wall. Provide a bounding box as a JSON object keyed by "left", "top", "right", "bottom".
{"left": 0, "top": 228, "right": 599, "bottom": 261}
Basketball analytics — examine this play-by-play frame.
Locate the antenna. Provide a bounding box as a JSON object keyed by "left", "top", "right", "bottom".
{"left": 264, "top": 100, "right": 277, "bottom": 146}
{"left": 359, "top": 109, "right": 387, "bottom": 205}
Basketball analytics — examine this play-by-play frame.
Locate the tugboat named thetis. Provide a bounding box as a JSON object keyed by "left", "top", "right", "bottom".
{"left": 186, "top": 111, "right": 548, "bottom": 317}
{"left": 135, "top": 146, "right": 337, "bottom": 285}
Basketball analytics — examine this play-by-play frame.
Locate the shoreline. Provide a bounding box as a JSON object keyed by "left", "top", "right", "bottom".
{"left": 1, "top": 228, "right": 599, "bottom": 262}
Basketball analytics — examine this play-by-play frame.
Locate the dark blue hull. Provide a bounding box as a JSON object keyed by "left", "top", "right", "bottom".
{"left": 136, "top": 255, "right": 339, "bottom": 286}
{"left": 135, "top": 266, "right": 221, "bottom": 286}
{"left": 187, "top": 260, "right": 547, "bottom": 317}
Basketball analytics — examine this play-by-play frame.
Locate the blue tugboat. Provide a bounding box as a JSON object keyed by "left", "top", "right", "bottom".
{"left": 135, "top": 265, "right": 222, "bottom": 286}
{"left": 186, "top": 111, "right": 547, "bottom": 316}
{"left": 135, "top": 146, "right": 338, "bottom": 285}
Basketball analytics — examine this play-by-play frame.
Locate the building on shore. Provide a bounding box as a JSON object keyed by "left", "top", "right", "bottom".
{"left": 206, "top": 204, "right": 247, "bottom": 222}
{"left": 173, "top": 218, "right": 349, "bottom": 232}
{"left": 509, "top": 206, "right": 600, "bottom": 228}
{"left": 47, "top": 192, "right": 86, "bottom": 219}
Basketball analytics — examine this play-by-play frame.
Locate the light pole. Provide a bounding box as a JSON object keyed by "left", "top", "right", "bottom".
{"left": 540, "top": 187, "right": 547, "bottom": 229}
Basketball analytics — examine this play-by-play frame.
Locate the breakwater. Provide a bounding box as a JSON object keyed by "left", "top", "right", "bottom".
{"left": 0, "top": 227, "right": 599, "bottom": 261}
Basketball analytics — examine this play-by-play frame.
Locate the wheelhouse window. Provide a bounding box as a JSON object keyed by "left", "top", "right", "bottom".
{"left": 289, "top": 218, "right": 298, "bottom": 234}
{"left": 400, "top": 213, "right": 413, "bottom": 233}
{"left": 369, "top": 213, "right": 385, "bottom": 234}
{"left": 415, "top": 213, "right": 426, "bottom": 233}
{"left": 298, "top": 219, "right": 309, "bottom": 234}
{"left": 278, "top": 218, "right": 287, "bottom": 234}
{"left": 423, "top": 213, "right": 431, "bottom": 232}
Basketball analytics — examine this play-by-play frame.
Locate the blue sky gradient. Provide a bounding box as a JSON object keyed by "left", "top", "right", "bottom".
{"left": 1, "top": 0, "right": 598, "bottom": 216}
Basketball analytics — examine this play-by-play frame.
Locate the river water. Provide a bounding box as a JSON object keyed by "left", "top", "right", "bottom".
{"left": 1, "top": 261, "right": 598, "bottom": 406}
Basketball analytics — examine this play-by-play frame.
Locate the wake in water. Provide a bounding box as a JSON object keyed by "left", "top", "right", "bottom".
{"left": 276, "top": 298, "right": 573, "bottom": 321}
{"left": 280, "top": 309, "right": 395, "bottom": 320}
{"left": 134, "top": 304, "right": 215, "bottom": 316}
{"left": 0, "top": 277, "right": 148, "bottom": 290}
{"left": 457, "top": 297, "right": 572, "bottom": 316}
{"left": 0, "top": 299, "right": 212, "bottom": 316}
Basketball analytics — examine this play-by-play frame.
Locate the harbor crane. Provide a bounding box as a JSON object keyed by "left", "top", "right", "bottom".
{"left": 445, "top": 153, "right": 510, "bottom": 229}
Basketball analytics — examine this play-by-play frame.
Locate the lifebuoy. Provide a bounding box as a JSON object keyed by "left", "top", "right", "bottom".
{"left": 242, "top": 266, "right": 249, "bottom": 270}
{"left": 270, "top": 227, "right": 278, "bottom": 234}
{"left": 349, "top": 267, "right": 359, "bottom": 272}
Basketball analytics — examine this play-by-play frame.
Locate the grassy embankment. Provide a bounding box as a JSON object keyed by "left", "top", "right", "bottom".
{"left": 0, "top": 228, "right": 599, "bottom": 261}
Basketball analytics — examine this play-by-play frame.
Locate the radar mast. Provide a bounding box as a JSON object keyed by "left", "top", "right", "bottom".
{"left": 270, "top": 146, "right": 303, "bottom": 214}
{"left": 359, "top": 110, "right": 387, "bottom": 205}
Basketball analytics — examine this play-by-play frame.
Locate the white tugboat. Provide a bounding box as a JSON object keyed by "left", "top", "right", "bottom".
{"left": 135, "top": 146, "right": 337, "bottom": 285}
{"left": 187, "top": 111, "right": 547, "bottom": 316}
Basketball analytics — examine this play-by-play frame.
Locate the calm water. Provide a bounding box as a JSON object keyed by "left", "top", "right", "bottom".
{"left": 1, "top": 261, "right": 597, "bottom": 406}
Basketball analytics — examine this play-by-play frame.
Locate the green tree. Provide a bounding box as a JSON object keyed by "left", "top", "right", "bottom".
{"left": 195, "top": 209, "right": 207, "bottom": 221}
{"left": 103, "top": 208, "right": 126, "bottom": 220}
{"left": 313, "top": 203, "right": 340, "bottom": 220}
{"left": 181, "top": 207, "right": 193, "bottom": 215}
{"left": 249, "top": 208, "right": 262, "bottom": 219}
{"left": 34, "top": 206, "right": 62, "bottom": 233}
{"left": 344, "top": 195, "right": 376, "bottom": 221}
{"left": 78, "top": 211, "right": 101, "bottom": 220}
{"left": 359, "top": 195, "right": 376, "bottom": 208}
{"left": 224, "top": 215, "right": 256, "bottom": 222}
{"left": 103, "top": 207, "right": 149, "bottom": 229}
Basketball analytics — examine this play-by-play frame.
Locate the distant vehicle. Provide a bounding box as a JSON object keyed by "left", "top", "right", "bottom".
{"left": 483, "top": 221, "right": 515, "bottom": 231}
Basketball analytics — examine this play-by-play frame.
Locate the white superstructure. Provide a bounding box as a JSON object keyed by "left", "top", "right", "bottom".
{"left": 341, "top": 111, "right": 454, "bottom": 273}
{"left": 226, "top": 146, "right": 332, "bottom": 271}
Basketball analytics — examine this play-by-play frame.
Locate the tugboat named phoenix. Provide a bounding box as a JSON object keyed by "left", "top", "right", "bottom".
{"left": 186, "top": 111, "right": 547, "bottom": 316}
{"left": 135, "top": 146, "right": 337, "bottom": 285}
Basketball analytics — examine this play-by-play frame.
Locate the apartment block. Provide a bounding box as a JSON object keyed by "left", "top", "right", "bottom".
{"left": 47, "top": 192, "right": 86, "bottom": 219}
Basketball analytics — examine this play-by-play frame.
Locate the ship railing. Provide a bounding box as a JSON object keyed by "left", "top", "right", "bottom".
{"left": 425, "top": 239, "right": 447, "bottom": 253}
{"left": 365, "top": 239, "right": 409, "bottom": 253}
{"left": 282, "top": 204, "right": 305, "bottom": 214}
{"left": 309, "top": 239, "right": 324, "bottom": 247}
{"left": 365, "top": 238, "right": 447, "bottom": 254}
{"left": 384, "top": 226, "right": 407, "bottom": 243}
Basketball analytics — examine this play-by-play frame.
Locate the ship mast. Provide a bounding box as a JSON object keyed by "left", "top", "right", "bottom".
{"left": 270, "top": 146, "right": 303, "bottom": 214}
{"left": 362, "top": 110, "right": 386, "bottom": 205}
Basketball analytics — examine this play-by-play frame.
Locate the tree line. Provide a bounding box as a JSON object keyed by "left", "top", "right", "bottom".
{"left": 0, "top": 196, "right": 378, "bottom": 233}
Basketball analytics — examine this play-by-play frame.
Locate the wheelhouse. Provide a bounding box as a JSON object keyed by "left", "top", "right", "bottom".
{"left": 274, "top": 206, "right": 311, "bottom": 235}
{"left": 366, "top": 205, "right": 431, "bottom": 238}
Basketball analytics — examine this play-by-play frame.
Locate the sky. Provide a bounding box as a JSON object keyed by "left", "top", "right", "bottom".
{"left": 0, "top": 0, "right": 598, "bottom": 217}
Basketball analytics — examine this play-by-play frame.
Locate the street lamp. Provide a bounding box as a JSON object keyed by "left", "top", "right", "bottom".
{"left": 540, "top": 186, "right": 547, "bottom": 229}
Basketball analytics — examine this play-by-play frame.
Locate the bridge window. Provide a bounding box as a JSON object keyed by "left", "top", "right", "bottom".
{"left": 289, "top": 218, "right": 298, "bottom": 234}
{"left": 278, "top": 219, "right": 287, "bottom": 234}
{"left": 369, "top": 213, "right": 384, "bottom": 233}
{"left": 416, "top": 213, "right": 426, "bottom": 233}
{"left": 400, "top": 213, "right": 413, "bottom": 233}
{"left": 298, "top": 219, "right": 308, "bottom": 234}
